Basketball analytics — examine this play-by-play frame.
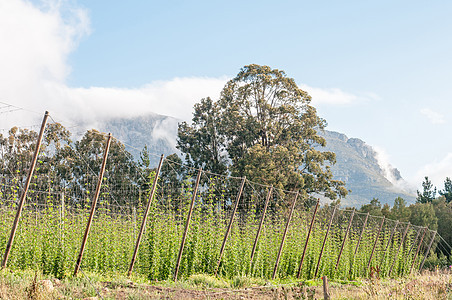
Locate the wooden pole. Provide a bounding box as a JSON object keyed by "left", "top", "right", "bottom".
{"left": 367, "top": 216, "right": 385, "bottom": 271}
{"left": 323, "top": 275, "right": 331, "bottom": 300}
{"left": 380, "top": 220, "right": 399, "bottom": 266}
{"left": 73, "top": 133, "right": 112, "bottom": 277}
{"left": 353, "top": 212, "right": 369, "bottom": 257}
{"left": 335, "top": 209, "right": 355, "bottom": 269}
{"left": 410, "top": 227, "right": 427, "bottom": 273}
{"left": 61, "top": 191, "right": 65, "bottom": 251}
{"left": 314, "top": 205, "right": 337, "bottom": 278}
{"left": 297, "top": 199, "right": 320, "bottom": 278}
{"left": 250, "top": 186, "right": 272, "bottom": 264}
{"left": 214, "top": 177, "right": 246, "bottom": 276}
{"left": 348, "top": 212, "right": 369, "bottom": 277}
{"left": 407, "top": 227, "right": 422, "bottom": 258}
{"left": 419, "top": 230, "right": 436, "bottom": 272}
{"left": 385, "top": 221, "right": 399, "bottom": 251}
{"left": 272, "top": 192, "right": 299, "bottom": 279}
{"left": 128, "top": 154, "right": 164, "bottom": 276}
{"left": 2, "top": 111, "right": 49, "bottom": 268}
{"left": 173, "top": 168, "right": 202, "bottom": 281}
{"left": 388, "top": 222, "right": 410, "bottom": 277}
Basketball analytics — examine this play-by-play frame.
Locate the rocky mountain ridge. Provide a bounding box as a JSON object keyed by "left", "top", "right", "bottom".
{"left": 98, "top": 114, "right": 416, "bottom": 206}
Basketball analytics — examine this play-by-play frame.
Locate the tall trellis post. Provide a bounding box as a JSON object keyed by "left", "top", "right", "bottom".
{"left": 353, "top": 212, "right": 369, "bottom": 257}
{"left": 367, "top": 216, "right": 385, "bottom": 272}
{"left": 335, "top": 208, "right": 355, "bottom": 269}
{"left": 410, "top": 227, "right": 427, "bottom": 273}
{"left": 407, "top": 227, "right": 422, "bottom": 258}
{"left": 73, "top": 133, "right": 112, "bottom": 276}
{"left": 128, "top": 154, "right": 164, "bottom": 276}
{"left": 173, "top": 168, "right": 202, "bottom": 281}
{"left": 215, "top": 177, "right": 246, "bottom": 276}
{"left": 388, "top": 222, "right": 410, "bottom": 277}
{"left": 349, "top": 212, "right": 369, "bottom": 276}
{"left": 272, "top": 192, "right": 299, "bottom": 279}
{"left": 314, "top": 204, "right": 337, "bottom": 278}
{"left": 419, "top": 230, "right": 436, "bottom": 272}
{"left": 297, "top": 199, "right": 320, "bottom": 278}
{"left": 250, "top": 186, "right": 272, "bottom": 265}
{"left": 2, "top": 111, "right": 49, "bottom": 269}
{"left": 380, "top": 220, "right": 399, "bottom": 266}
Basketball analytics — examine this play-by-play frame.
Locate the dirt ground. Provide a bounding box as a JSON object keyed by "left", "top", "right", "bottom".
{"left": 99, "top": 271, "right": 452, "bottom": 300}
{"left": 0, "top": 269, "right": 451, "bottom": 299}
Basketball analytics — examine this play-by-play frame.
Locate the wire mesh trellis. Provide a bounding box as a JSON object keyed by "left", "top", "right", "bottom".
{"left": 0, "top": 110, "right": 449, "bottom": 281}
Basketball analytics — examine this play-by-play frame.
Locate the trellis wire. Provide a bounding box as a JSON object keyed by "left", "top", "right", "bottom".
{"left": 0, "top": 110, "right": 447, "bottom": 282}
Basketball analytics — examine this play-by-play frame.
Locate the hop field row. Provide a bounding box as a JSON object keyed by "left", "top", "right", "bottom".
{"left": 0, "top": 198, "right": 429, "bottom": 281}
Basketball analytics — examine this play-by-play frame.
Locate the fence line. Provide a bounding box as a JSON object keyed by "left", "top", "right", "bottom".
{"left": 0, "top": 111, "right": 447, "bottom": 282}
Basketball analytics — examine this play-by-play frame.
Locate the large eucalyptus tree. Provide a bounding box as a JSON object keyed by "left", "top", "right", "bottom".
{"left": 177, "top": 64, "right": 347, "bottom": 202}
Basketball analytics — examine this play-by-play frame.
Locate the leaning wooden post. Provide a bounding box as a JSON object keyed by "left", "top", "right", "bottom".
{"left": 380, "top": 220, "right": 399, "bottom": 266}
{"left": 73, "top": 133, "right": 112, "bottom": 277}
{"left": 214, "top": 177, "right": 246, "bottom": 277}
{"left": 410, "top": 227, "right": 427, "bottom": 273}
{"left": 385, "top": 221, "right": 399, "bottom": 251}
{"left": 250, "top": 186, "right": 273, "bottom": 263}
{"left": 272, "top": 192, "right": 299, "bottom": 280}
{"left": 353, "top": 212, "right": 369, "bottom": 257}
{"left": 419, "top": 230, "right": 436, "bottom": 272}
{"left": 173, "top": 168, "right": 202, "bottom": 281}
{"left": 297, "top": 199, "right": 320, "bottom": 278}
{"left": 2, "top": 111, "right": 49, "bottom": 269}
{"left": 388, "top": 222, "right": 410, "bottom": 277}
{"left": 128, "top": 154, "right": 164, "bottom": 276}
{"left": 314, "top": 205, "right": 337, "bottom": 278}
{"left": 348, "top": 212, "right": 369, "bottom": 277}
{"left": 60, "top": 191, "right": 65, "bottom": 252}
{"left": 366, "top": 216, "right": 385, "bottom": 271}
{"left": 407, "top": 227, "right": 422, "bottom": 258}
{"left": 335, "top": 208, "right": 355, "bottom": 269}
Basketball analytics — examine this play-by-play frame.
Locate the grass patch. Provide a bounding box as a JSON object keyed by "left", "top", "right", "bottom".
{"left": 231, "top": 275, "right": 267, "bottom": 288}
{"left": 185, "top": 274, "right": 230, "bottom": 288}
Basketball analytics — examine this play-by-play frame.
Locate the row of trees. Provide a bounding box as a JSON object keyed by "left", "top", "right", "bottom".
{"left": 0, "top": 124, "right": 293, "bottom": 213}
{"left": 416, "top": 176, "right": 452, "bottom": 204}
{"left": 358, "top": 190, "right": 452, "bottom": 259}
{"left": 1, "top": 65, "right": 349, "bottom": 210}
{"left": 0, "top": 125, "right": 143, "bottom": 208}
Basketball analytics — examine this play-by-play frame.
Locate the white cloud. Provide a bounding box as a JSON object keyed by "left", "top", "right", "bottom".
{"left": 0, "top": 0, "right": 89, "bottom": 91}
{"left": 299, "top": 84, "right": 374, "bottom": 105}
{"left": 0, "top": 0, "right": 226, "bottom": 128}
{"left": 415, "top": 153, "right": 452, "bottom": 190}
{"left": 0, "top": 0, "right": 372, "bottom": 132}
{"left": 0, "top": 0, "right": 89, "bottom": 127}
{"left": 46, "top": 77, "right": 226, "bottom": 124}
{"left": 420, "top": 108, "right": 446, "bottom": 124}
{"left": 373, "top": 145, "right": 416, "bottom": 194}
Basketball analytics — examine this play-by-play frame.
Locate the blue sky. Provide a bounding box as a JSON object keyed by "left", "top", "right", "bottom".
{"left": 1, "top": 0, "right": 452, "bottom": 190}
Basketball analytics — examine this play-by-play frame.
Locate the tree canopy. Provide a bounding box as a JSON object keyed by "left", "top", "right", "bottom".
{"left": 439, "top": 177, "right": 452, "bottom": 203}
{"left": 417, "top": 176, "right": 436, "bottom": 203}
{"left": 177, "top": 64, "right": 347, "bottom": 201}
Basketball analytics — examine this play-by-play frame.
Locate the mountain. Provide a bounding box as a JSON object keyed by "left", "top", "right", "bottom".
{"left": 99, "top": 113, "right": 180, "bottom": 166}
{"left": 318, "top": 131, "right": 416, "bottom": 206}
{"left": 98, "top": 114, "right": 416, "bottom": 207}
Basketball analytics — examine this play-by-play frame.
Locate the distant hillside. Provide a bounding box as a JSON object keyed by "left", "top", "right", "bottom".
{"left": 99, "top": 113, "right": 180, "bottom": 166}
{"left": 318, "top": 131, "right": 416, "bottom": 206}
{"left": 98, "top": 114, "right": 416, "bottom": 207}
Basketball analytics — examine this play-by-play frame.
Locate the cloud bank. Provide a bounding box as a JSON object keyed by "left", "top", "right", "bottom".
{"left": 372, "top": 146, "right": 416, "bottom": 194}
{"left": 0, "top": 0, "right": 369, "bottom": 130}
